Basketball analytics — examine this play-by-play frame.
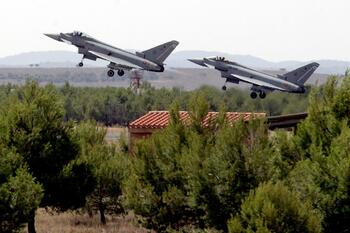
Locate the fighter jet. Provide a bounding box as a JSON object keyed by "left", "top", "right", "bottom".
{"left": 45, "top": 31, "right": 179, "bottom": 77}
{"left": 189, "top": 56, "right": 319, "bottom": 99}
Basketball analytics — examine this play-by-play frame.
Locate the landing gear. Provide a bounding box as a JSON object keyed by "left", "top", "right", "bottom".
{"left": 250, "top": 90, "right": 266, "bottom": 99}
{"left": 77, "top": 56, "right": 85, "bottom": 67}
{"left": 106, "top": 68, "right": 124, "bottom": 78}
{"left": 107, "top": 69, "right": 115, "bottom": 77}
{"left": 259, "top": 91, "right": 266, "bottom": 99}
{"left": 117, "top": 69, "right": 125, "bottom": 77}
{"left": 222, "top": 79, "right": 228, "bottom": 91}
{"left": 250, "top": 92, "right": 257, "bottom": 99}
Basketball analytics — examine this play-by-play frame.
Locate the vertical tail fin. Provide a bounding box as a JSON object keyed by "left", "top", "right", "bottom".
{"left": 140, "top": 40, "right": 179, "bottom": 65}
{"left": 281, "top": 62, "right": 320, "bottom": 86}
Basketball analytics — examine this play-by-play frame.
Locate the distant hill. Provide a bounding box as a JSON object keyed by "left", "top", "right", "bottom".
{"left": 0, "top": 50, "right": 349, "bottom": 75}
{"left": 0, "top": 51, "right": 106, "bottom": 68}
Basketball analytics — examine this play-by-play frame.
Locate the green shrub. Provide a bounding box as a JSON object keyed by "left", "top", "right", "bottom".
{"left": 228, "top": 182, "right": 322, "bottom": 233}
{"left": 0, "top": 148, "right": 43, "bottom": 233}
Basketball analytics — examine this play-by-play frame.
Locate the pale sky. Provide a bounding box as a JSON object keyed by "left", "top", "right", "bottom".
{"left": 1, "top": 0, "right": 350, "bottom": 61}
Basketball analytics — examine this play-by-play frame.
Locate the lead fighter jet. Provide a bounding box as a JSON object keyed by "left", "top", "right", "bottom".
{"left": 45, "top": 31, "right": 179, "bottom": 77}
{"left": 189, "top": 57, "right": 319, "bottom": 99}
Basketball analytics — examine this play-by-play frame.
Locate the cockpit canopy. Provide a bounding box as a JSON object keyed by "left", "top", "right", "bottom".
{"left": 208, "top": 56, "right": 227, "bottom": 62}
{"left": 206, "top": 56, "right": 237, "bottom": 66}
{"left": 72, "top": 31, "right": 91, "bottom": 38}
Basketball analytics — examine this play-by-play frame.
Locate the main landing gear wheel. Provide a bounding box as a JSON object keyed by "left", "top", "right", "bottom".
{"left": 117, "top": 69, "right": 125, "bottom": 76}
{"left": 107, "top": 69, "right": 115, "bottom": 77}
{"left": 222, "top": 85, "right": 227, "bottom": 91}
{"left": 250, "top": 92, "right": 258, "bottom": 99}
{"left": 78, "top": 62, "right": 84, "bottom": 67}
{"left": 259, "top": 92, "right": 266, "bottom": 99}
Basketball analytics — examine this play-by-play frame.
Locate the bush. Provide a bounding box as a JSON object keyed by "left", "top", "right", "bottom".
{"left": 75, "top": 121, "right": 130, "bottom": 224}
{"left": 228, "top": 182, "right": 322, "bottom": 233}
{"left": 0, "top": 148, "right": 43, "bottom": 233}
{"left": 0, "top": 81, "right": 94, "bottom": 233}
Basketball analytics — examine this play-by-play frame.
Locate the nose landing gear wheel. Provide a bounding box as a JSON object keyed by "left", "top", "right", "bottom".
{"left": 107, "top": 69, "right": 115, "bottom": 77}
{"left": 259, "top": 92, "right": 266, "bottom": 99}
{"left": 117, "top": 69, "right": 125, "bottom": 76}
{"left": 78, "top": 62, "right": 84, "bottom": 67}
{"left": 250, "top": 92, "right": 258, "bottom": 99}
{"left": 222, "top": 85, "right": 227, "bottom": 91}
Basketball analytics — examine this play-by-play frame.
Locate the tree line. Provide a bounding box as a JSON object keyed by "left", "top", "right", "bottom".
{"left": 1, "top": 76, "right": 350, "bottom": 232}
{"left": 0, "top": 82, "right": 310, "bottom": 127}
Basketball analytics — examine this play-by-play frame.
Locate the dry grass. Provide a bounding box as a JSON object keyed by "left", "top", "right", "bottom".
{"left": 24, "top": 209, "right": 152, "bottom": 233}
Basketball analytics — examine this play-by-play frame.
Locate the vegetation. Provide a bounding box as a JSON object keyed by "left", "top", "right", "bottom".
{"left": 0, "top": 149, "right": 42, "bottom": 233}
{"left": 59, "top": 83, "right": 309, "bottom": 125}
{"left": 0, "top": 82, "right": 309, "bottom": 126}
{"left": 0, "top": 74, "right": 350, "bottom": 232}
{"left": 0, "top": 82, "right": 95, "bottom": 233}
{"left": 228, "top": 182, "right": 322, "bottom": 233}
{"left": 75, "top": 121, "right": 130, "bottom": 224}
{"left": 124, "top": 96, "right": 273, "bottom": 231}
{"left": 122, "top": 75, "right": 350, "bottom": 232}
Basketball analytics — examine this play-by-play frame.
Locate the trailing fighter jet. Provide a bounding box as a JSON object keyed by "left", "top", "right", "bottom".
{"left": 45, "top": 31, "right": 179, "bottom": 77}
{"left": 189, "top": 56, "right": 319, "bottom": 99}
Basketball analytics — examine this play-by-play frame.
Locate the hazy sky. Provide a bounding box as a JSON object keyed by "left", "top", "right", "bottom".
{"left": 1, "top": 0, "right": 350, "bottom": 61}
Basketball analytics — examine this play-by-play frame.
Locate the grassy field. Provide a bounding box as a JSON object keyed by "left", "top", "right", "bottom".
{"left": 24, "top": 209, "right": 151, "bottom": 233}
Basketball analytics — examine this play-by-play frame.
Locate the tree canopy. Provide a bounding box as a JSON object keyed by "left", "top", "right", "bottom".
{"left": 1, "top": 75, "right": 350, "bottom": 232}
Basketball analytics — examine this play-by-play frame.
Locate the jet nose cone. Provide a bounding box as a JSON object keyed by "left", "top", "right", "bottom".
{"left": 188, "top": 58, "right": 208, "bottom": 67}
{"left": 44, "top": 33, "right": 63, "bottom": 42}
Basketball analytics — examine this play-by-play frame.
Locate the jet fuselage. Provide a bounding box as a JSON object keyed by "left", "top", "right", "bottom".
{"left": 47, "top": 32, "right": 164, "bottom": 72}
{"left": 202, "top": 58, "right": 303, "bottom": 93}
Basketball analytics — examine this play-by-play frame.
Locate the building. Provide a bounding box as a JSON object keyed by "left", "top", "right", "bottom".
{"left": 127, "top": 111, "right": 309, "bottom": 145}
{"left": 267, "top": 112, "right": 308, "bottom": 131}
{"left": 128, "top": 111, "right": 266, "bottom": 146}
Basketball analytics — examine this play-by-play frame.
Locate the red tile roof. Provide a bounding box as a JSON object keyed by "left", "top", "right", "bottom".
{"left": 129, "top": 111, "right": 266, "bottom": 129}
